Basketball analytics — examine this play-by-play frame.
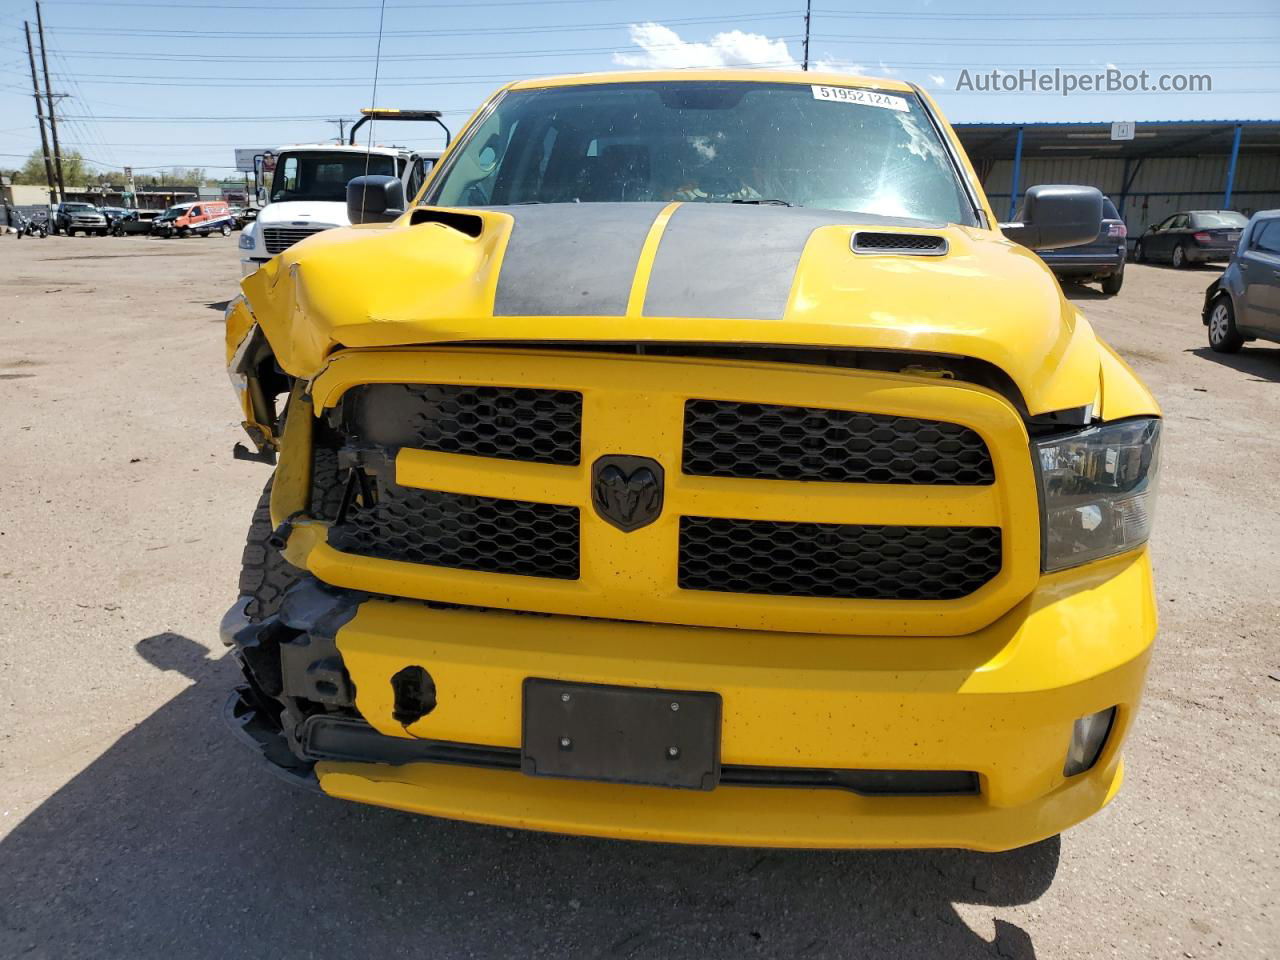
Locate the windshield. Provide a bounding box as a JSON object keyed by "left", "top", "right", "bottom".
{"left": 64, "top": 203, "right": 94, "bottom": 212}
{"left": 428, "top": 81, "right": 974, "bottom": 224}
{"left": 1191, "top": 211, "right": 1247, "bottom": 228}
{"left": 161, "top": 205, "right": 190, "bottom": 219}
{"left": 270, "top": 151, "right": 397, "bottom": 203}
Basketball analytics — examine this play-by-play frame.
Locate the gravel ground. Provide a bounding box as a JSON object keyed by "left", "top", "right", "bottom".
{"left": 0, "top": 234, "right": 1276, "bottom": 959}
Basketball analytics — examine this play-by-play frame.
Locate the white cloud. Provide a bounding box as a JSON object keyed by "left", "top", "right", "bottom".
{"left": 612, "top": 24, "right": 920, "bottom": 86}
{"left": 928, "top": 73, "right": 945, "bottom": 87}
{"left": 612, "top": 22, "right": 798, "bottom": 70}
{"left": 812, "top": 55, "right": 868, "bottom": 74}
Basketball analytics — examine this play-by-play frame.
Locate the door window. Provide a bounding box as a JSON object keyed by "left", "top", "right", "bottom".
{"left": 1252, "top": 220, "right": 1280, "bottom": 255}
{"left": 406, "top": 157, "right": 425, "bottom": 200}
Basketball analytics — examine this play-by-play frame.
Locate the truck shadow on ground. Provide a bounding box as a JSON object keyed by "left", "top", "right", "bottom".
{"left": 1058, "top": 281, "right": 1112, "bottom": 301}
{"left": 1187, "top": 345, "right": 1280, "bottom": 383}
{"left": 0, "top": 633, "right": 1057, "bottom": 960}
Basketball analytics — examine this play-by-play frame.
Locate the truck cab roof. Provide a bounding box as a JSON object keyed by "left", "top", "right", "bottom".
{"left": 274, "top": 143, "right": 434, "bottom": 160}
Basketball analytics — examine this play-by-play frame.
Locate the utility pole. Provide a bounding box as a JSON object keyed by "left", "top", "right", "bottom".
{"left": 35, "top": 1, "right": 65, "bottom": 202}
{"left": 328, "top": 118, "right": 347, "bottom": 143}
{"left": 802, "top": 0, "right": 811, "bottom": 72}
{"left": 24, "top": 22, "right": 57, "bottom": 205}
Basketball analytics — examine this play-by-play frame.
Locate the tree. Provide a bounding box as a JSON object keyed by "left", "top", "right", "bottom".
{"left": 13, "top": 147, "right": 91, "bottom": 186}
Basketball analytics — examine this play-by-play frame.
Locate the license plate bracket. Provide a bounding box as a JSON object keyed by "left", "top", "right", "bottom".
{"left": 521, "top": 678, "right": 721, "bottom": 790}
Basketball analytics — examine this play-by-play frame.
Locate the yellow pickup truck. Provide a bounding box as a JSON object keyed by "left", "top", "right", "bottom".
{"left": 221, "top": 70, "right": 1160, "bottom": 851}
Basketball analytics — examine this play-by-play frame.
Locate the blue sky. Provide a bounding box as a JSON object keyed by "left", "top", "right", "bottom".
{"left": 1, "top": 0, "right": 1278, "bottom": 177}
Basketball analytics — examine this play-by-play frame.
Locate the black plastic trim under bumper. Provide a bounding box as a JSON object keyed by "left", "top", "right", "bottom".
{"left": 281, "top": 710, "right": 980, "bottom": 798}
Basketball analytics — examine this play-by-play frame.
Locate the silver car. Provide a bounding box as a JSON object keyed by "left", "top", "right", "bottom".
{"left": 1202, "top": 209, "right": 1280, "bottom": 353}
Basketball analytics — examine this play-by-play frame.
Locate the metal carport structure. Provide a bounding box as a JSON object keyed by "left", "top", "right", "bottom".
{"left": 953, "top": 120, "right": 1280, "bottom": 235}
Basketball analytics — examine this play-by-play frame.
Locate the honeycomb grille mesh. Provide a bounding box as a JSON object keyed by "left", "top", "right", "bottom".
{"left": 683, "top": 400, "right": 994, "bottom": 485}
{"left": 852, "top": 231, "right": 947, "bottom": 253}
{"left": 403, "top": 384, "right": 582, "bottom": 466}
{"left": 679, "top": 517, "right": 1001, "bottom": 600}
{"left": 329, "top": 484, "right": 579, "bottom": 580}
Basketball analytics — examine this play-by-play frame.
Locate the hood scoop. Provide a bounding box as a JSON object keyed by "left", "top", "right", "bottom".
{"left": 409, "top": 207, "right": 485, "bottom": 238}
{"left": 852, "top": 231, "right": 948, "bottom": 256}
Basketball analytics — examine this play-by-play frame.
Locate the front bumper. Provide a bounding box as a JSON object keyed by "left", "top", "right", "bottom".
{"left": 223, "top": 549, "right": 1156, "bottom": 851}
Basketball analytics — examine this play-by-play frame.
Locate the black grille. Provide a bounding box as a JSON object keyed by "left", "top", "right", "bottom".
{"left": 342, "top": 384, "right": 582, "bottom": 466}
{"left": 405, "top": 384, "right": 581, "bottom": 465}
{"left": 679, "top": 517, "right": 1000, "bottom": 600}
{"left": 329, "top": 484, "right": 579, "bottom": 580}
{"left": 852, "top": 231, "right": 948, "bottom": 254}
{"left": 262, "top": 226, "right": 325, "bottom": 254}
{"left": 683, "top": 400, "right": 993, "bottom": 485}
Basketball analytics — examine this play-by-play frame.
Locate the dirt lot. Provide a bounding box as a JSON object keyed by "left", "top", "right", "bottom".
{"left": 0, "top": 234, "right": 1276, "bottom": 959}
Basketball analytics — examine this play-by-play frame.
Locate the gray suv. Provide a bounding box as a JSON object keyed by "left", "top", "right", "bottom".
{"left": 1202, "top": 209, "right": 1280, "bottom": 353}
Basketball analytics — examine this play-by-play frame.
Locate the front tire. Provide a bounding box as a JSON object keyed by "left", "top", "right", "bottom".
{"left": 1100, "top": 266, "right": 1124, "bottom": 295}
{"left": 238, "top": 480, "right": 300, "bottom": 622}
{"left": 1172, "top": 243, "right": 1187, "bottom": 269}
{"left": 238, "top": 450, "right": 345, "bottom": 622}
{"left": 1133, "top": 242, "right": 1144, "bottom": 263}
{"left": 1208, "top": 296, "right": 1244, "bottom": 353}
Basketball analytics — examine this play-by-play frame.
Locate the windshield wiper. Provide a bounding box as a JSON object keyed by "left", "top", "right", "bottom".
{"left": 731, "top": 198, "right": 792, "bottom": 206}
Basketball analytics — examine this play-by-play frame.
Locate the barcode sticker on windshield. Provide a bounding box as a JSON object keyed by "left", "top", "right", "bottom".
{"left": 811, "top": 85, "right": 909, "bottom": 111}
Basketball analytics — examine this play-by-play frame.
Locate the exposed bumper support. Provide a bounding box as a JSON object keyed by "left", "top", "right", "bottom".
{"left": 222, "top": 551, "right": 1155, "bottom": 849}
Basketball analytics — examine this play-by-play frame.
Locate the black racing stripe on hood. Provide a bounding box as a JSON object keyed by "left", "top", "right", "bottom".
{"left": 644, "top": 204, "right": 895, "bottom": 321}
{"left": 490, "top": 202, "right": 668, "bottom": 317}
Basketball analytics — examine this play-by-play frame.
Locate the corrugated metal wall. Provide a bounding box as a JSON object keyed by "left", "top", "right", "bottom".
{"left": 980, "top": 155, "right": 1280, "bottom": 233}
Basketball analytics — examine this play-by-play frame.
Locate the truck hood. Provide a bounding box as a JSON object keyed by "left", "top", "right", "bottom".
{"left": 254, "top": 200, "right": 348, "bottom": 229}
{"left": 240, "top": 201, "right": 1102, "bottom": 415}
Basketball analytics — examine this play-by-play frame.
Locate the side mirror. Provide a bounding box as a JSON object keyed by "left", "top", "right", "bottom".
{"left": 256, "top": 186, "right": 267, "bottom": 207}
{"left": 347, "top": 175, "right": 405, "bottom": 225}
{"left": 1000, "top": 185, "right": 1103, "bottom": 251}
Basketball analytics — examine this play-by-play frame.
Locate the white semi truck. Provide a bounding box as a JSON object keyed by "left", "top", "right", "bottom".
{"left": 239, "top": 109, "right": 445, "bottom": 276}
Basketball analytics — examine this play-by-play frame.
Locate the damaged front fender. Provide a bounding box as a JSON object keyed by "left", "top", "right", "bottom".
{"left": 225, "top": 296, "right": 289, "bottom": 463}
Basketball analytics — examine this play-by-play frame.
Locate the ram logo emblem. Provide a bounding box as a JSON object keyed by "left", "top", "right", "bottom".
{"left": 591, "top": 455, "right": 665, "bottom": 532}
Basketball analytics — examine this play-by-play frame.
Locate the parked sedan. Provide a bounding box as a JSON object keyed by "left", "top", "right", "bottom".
{"left": 1028, "top": 194, "right": 1127, "bottom": 295}
{"left": 1135, "top": 210, "right": 1247, "bottom": 268}
{"left": 1201, "top": 209, "right": 1280, "bottom": 352}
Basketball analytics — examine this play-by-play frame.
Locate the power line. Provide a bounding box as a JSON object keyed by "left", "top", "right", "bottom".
{"left": 43, "top": 12, "right": 796, "bottom": 39}
{"left": 814, "top": 7, "right": 1280, "bottom": 19}
{"left": 812, "top": 33, "right": 1280, "bottom": 46}
{"left": 0, "top": 150, "right": 240, "bottom": 168}
{"left": 46, "top": 60, "right": 1280, "bottom": 86}
{"left": 42, "top": 0, "right": 632, "bottom": 8}
{"left": 51, "top": 54, "right": 120, "bottom": 167}
{"left": 40, "top": 38, "right": 805, "bottom": 62}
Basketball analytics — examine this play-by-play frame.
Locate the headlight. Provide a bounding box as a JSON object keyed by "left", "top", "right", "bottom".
{"left": 1034, "top": 418, "right": 1161, "bottom": 572}
{"left": 238, "top": 226, "right": 256, "bottom": 251}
